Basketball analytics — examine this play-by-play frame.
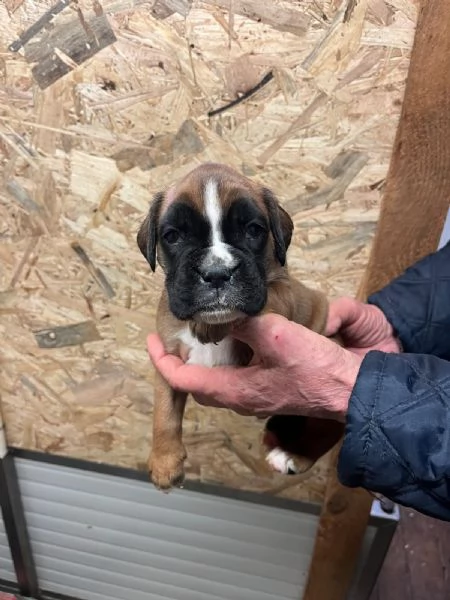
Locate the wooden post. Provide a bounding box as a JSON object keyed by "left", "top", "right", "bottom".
{"left": 302, "top": 1, "right": 450, "bottom": 598}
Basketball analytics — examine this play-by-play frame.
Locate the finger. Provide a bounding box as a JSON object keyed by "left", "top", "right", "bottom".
{"left": 194, "top": 393, "right": 255, "bottom": 416}
{"left": 147, "top": 333, "right": 249, "bottom": 397}
{"left": 146, "top": 333, "right": 168, "bottom": 365}
{"left": 325, "top": 297, "right": 360, "bottom": 336}
{"left": 147, "top": 333, "right": 193, "bottom": 386}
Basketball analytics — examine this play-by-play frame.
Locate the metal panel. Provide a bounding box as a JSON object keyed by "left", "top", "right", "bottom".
{"left": 15, "top": 458, "right": 320, "bottom": 600}
{"left": 349, "top": 500, "right": 399, "bottom": 600}
{"left": 0, "top": 509, "right": 16, "bottom": 585}
{"left": 438, "top": 207, "right": 450, "bottom": 248}
{"left": 10, "top": 455, "right": 396, "bottom": 600}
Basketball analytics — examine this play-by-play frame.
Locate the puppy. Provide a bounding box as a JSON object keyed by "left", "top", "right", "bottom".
{"left": 137, "top": 163, "right": 343, "bottom": 490}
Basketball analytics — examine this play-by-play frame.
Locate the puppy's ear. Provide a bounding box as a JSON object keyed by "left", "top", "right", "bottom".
{"left": 262, "top": 188, "right": 294, "bottom": 266}
{"left": 137, "top": 192, "right": 164, "bottom": 272}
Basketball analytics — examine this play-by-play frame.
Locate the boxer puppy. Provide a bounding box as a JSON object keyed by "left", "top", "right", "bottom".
{"left": 137, "top": 163, "right": 343, "bottom": 491}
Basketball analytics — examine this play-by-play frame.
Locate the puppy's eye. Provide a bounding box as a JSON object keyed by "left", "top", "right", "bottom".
{"left": 246, "top": 222, "right": 265, "bottom": 238}
{"left": 163, "top": 229, "right": 180, "bottom": 244}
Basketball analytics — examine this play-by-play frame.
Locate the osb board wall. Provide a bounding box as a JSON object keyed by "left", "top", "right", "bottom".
{"left": 0, "top": 0, "right": 417, "bottom": 504}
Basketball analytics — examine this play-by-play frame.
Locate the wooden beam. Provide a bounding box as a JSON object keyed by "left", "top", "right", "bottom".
{"left": 302, "top": 446, "right": 372, "bottom": 600}
{"left": 302, "top": 1, "right": 450, "bottom": 599}
{"left": 358, "top": 7, "right": 450, "bottom": 298}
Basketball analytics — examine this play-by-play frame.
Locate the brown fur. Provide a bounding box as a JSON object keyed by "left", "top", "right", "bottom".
{"left": 138, "top": 163, "right": 343, "bottom": 490}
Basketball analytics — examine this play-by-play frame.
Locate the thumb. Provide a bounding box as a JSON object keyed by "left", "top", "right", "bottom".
{"left": 147, "top": 333, "right": 186, "bottom": 380}
{"left": 146, "top": 333, "right": 198, "bottom": 389}
{"left": 147, "top": 333, "right": 244, "bottom": 396}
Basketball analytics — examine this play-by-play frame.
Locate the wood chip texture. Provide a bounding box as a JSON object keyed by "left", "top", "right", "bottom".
{"left": 0, "top": 0, "right": 417, "bottom": 504}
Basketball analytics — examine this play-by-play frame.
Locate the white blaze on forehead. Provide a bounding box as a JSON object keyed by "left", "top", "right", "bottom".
{"left": 203, "top": 178, "right": 236, "bottom": 268}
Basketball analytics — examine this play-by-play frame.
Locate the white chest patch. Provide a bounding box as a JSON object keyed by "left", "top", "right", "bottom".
{"left": 203, "top": 179, "right": 236, "bottom": 268}
{"left": 177, "top": 327, "right": 236, "bottom": 367}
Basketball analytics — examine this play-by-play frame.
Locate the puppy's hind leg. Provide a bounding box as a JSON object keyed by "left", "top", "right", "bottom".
{"left": 149, "top": 371, "right": 187, "bottom": 491}
{"left": 263, "top": 414, "right": 344, "bottom": 475}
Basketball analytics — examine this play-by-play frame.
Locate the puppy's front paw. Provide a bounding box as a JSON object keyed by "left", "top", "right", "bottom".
{"left": 149, "top": 447, "right": 187, "bottom": 491}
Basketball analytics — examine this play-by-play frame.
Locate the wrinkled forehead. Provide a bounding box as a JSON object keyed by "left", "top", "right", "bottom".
{"left": 161, "top": 164, "right": 264, "bottom": 216}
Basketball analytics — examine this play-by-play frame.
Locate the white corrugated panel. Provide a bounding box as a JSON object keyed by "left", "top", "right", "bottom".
{"left": 15, "top": 459, "right": 320, "bottom": 600}
{"left": 0, "top": 511, "right": 16, "bottom": 584}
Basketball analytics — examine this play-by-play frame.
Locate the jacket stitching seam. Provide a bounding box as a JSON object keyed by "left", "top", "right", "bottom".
{"left": 363, "top": 354, "right": 386, "bottom": 478}
{"left": 377, "top": 388, "right": 444, "bottom": 422}
{"left": 402, "top": 356, "right": 449, "bottom": 406}
{"left": 375, "top": 358, "right": 450, "bottom": 421}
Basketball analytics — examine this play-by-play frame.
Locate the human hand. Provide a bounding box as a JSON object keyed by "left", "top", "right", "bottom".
{"left": 147, "top": 314, "right": 362, "bottom": 421}
{"left": 326, "top": 297, "right": 401, "bottom": 357}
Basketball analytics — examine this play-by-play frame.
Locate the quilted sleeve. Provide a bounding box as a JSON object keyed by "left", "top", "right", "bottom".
{"left": 338, "top": 350, "right": 450, "bottom": 521}
{"left": 368, "top": 241, "right": 450, "bottom": 360}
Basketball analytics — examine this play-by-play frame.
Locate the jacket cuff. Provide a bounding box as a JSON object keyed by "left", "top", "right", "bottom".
{"left": 337, "top": 350, "right": 385, "bottom": 489}
{"left": 337, "top": 348, "right": 450, "bottom": 520}
{"left": 338, "top": 351, "right": 431, "bottom": 492}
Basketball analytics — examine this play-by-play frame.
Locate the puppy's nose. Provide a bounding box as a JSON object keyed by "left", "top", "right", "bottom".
{"left": 199, "top": 265, "right": 235, "bottom": 288}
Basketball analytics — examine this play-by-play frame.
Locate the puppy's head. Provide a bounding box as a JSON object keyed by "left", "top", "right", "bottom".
{"left": 137, "top": 163, "right": 293, "bottom": 324}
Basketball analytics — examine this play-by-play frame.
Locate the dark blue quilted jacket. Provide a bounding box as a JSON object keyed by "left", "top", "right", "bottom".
{"left": 338, "top": 241, "right": 450, "bottom": 520}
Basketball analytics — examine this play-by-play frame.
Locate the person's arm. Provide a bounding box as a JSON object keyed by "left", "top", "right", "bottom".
{"left": 339, "top": 350, "right": 450, "bottom": 521}
{"left": 148, "top": 304, "right": 450, "bottom": 520}
{"left": 368, "top": 241, "right": 450, "bottom": 360}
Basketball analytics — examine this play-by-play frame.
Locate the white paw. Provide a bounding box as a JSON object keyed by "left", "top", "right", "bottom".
{"left": 266, "top": 448, "right": 298, "bottom": 475}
